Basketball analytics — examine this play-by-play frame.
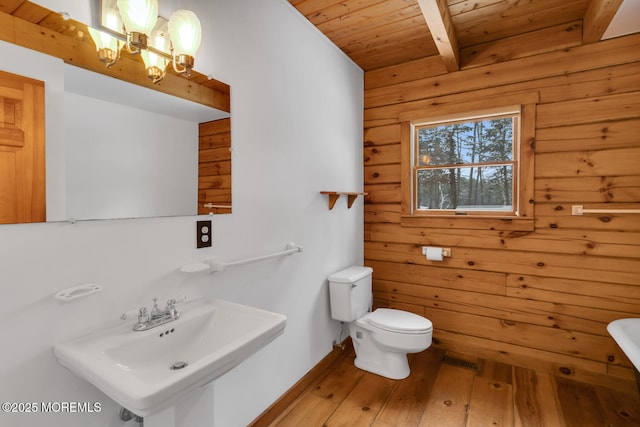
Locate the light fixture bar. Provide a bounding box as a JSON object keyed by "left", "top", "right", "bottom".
{"left": 91, "top": 25, "right": 174, "bottom": 61}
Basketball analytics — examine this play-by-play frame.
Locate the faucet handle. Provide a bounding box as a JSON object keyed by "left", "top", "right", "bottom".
{"left": 166, "top": 299, "right": 179, "bottom": 320}
{"left": 137, "top": 307, "right": 149, "bottom": 323}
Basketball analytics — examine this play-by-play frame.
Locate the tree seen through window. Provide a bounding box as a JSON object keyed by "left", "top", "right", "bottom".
{"left": 415, "top": 114, "right": 517, "bottom": 212}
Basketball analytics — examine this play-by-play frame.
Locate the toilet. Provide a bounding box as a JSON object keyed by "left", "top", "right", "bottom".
{"left": 328, "top": 266, "right": 433, "bottom": 380}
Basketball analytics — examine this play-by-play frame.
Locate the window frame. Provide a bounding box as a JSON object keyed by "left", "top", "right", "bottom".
{"left": 399, "top": 94, "right": 537, "bottom": 231}
{"left": 412, "top": 107, "right": 521, "bottom": 217}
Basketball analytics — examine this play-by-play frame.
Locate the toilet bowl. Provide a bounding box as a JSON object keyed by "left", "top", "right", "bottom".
{"left": 328, "top": 266, "right": 433, "bottom": 380}
{"left": 351, "top": 308, "right": 432, "bottom": 379}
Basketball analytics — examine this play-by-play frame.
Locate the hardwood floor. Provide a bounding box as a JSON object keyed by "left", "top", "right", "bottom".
{"left": 256, "top": 345, "right": 640, "bottom": 427}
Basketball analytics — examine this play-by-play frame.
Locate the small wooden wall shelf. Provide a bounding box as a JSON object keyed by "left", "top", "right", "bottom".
{"left": 320, "top": 191, "right": 368, "bottom": 210}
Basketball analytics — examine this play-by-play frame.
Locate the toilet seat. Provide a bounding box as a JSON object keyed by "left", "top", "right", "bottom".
{"left": 367, "top": 309, "right": 432, "bottom": 334}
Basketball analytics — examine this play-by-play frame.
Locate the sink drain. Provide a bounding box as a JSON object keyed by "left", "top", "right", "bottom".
{"left": 170, "top": 361, "right": 188, "bottom": 370}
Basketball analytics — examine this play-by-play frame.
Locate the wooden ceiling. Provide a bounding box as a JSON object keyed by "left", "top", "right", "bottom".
{"left": 288, "top": 0, "right": 625, "bottom": 72}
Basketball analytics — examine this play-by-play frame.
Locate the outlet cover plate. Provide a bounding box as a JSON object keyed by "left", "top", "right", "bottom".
{"left": 197, "top": 220, "right": 212, "bottom": 248}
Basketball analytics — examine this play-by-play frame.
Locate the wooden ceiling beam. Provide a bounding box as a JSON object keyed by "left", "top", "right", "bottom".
{"left": 417, "top": 0, "right": 460, "bottom": 72}
{"left": 583, "top": 0, "right": 624, "bottom": 44}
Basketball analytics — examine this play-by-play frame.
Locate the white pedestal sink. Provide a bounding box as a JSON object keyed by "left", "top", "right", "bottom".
{"left": 608, "top": 318, "right": 640, "bottom": 394}
{"left": 608, "top": 318, "right": 640, "bottom": 371}
{"left": 54, "top": 298, "right": 286, "bottom": 419}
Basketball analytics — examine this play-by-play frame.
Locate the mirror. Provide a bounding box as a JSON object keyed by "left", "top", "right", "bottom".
{"left": 0, "top": 33, "right": 231, "bottom": 225}
{"left": 62, "top": 65, "right": 231, "bottom": 221}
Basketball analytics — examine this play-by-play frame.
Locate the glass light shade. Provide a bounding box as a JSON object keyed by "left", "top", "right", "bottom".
{"left": 102, "top": 7, "right": 122, "bottom": 33}
{"left": 116, "top": 0, "right": 158, "bottom": 35}
{"left": 150, "top": 18, "right": 171, "bottom": 54}
{"left": 141, "top": 51, "right": 161, "bottom": 70}
{"left": 168, "top": 10, "right": 202, "bottom": 57}
{"left": 141, "top": 31, "right": 169, "bottom": 71}
{"left": 88, "top": 27, "right": 118, "bottom": 52}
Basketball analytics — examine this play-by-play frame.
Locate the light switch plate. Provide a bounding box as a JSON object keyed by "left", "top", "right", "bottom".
{"left": 197, "top": 220, "right": 212, "bottom": 248}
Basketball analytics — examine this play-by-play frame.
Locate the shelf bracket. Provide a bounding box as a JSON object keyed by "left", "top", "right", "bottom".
{"left": 320, "top": 191, "right": 368, "bottom": 210}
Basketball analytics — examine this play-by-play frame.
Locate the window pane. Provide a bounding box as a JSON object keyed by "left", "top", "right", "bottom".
{"left": 416, "top": 165, "right": 513, "bottom": 211}
{"left": 417, "top": 118, "right": 514, "bottom": 166}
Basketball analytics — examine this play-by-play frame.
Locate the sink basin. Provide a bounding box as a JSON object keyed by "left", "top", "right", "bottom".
{"left": 54, "top": 298, "right": 286, "bottom": 416}
{"left": 608, "top": 318, "right": 640, "bottom": 371}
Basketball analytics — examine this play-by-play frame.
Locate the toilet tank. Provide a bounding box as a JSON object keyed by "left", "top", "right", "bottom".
{"left": 328, "top": 266, "right": 373, "bottom": 322}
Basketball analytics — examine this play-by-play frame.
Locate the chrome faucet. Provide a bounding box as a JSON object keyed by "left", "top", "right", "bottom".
{"left": 133, "top": 298, "right": 180, "bottom": 331}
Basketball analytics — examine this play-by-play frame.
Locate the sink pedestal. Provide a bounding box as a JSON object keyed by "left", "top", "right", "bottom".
{"left": 144, "top": 405, "right": 175, "bottom": 427}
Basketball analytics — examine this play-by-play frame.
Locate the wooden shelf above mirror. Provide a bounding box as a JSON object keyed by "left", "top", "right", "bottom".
{"left": 0, "top": 1, "right": 230, "bottom": 113}
{"left": 320, "top": 192, "right": 368, "bottom": 210}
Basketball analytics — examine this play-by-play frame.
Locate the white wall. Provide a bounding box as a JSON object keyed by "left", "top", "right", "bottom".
{"left": 0, "top": 1, "right": 363, "bottom": 426}
{"left": 64, "top": 91, "right": 198, "bottom": 221}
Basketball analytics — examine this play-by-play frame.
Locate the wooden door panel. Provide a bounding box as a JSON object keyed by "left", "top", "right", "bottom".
{"left": 0, "top": 70, "right": 45, "bottom": 224}
{"left": 0, "top": 152, "right": 17, "bottom": 223}
{"left": 0, "top": 95, "right": 25, "bottom": 147}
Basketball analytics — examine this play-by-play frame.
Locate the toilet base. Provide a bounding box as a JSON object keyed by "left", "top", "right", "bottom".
{"left": 354, "top": 351, "right": 410, "bottom": 380}
{"left": 351, "top": 326, "right": 413, "bottom": 380}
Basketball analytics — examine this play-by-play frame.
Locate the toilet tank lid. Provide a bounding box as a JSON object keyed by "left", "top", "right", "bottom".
{"left": 368, "top": 308, "right": 432, "bottom": 333}
{"left": 328, "top": 266, "right": 373, "bottom": 283}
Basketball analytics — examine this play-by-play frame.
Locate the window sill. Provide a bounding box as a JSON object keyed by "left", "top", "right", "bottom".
{"left": 400, "top": 215, "right": 534, "bottom": 231}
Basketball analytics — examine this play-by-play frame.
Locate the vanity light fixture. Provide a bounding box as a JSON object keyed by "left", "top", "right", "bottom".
{"left": 167, "top": 10, "right": 202, "bottom": 77}
{"left": 117, "top": 0, "right": 158, "bottom": 54}
{"left": 140, "top": 19, "right": 170, "bottom": 83}
{"left": 117, "top": 0, "right": 158, "bottom": 53}
{"left": 87, "top": 0, "right": 203, "bottom": 84}
{"left": 88, "top": 6, "right": 122, "bottom": 68}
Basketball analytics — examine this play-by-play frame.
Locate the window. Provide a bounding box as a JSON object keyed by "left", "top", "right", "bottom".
{"left": 413, "top": 108, "right": 520, "bottom": 216}
{"left": 400, "top": 96, "right": 536, "bottom": 227}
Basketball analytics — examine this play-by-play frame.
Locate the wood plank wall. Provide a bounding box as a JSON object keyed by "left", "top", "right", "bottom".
{"left": 198, "top": 118, "right": 232, "bottom": 214}
{"left": 363, "top": 28, "right": 640, "bottom": 392}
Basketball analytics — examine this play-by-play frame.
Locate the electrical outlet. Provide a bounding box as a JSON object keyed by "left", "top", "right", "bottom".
{"left": 196, "top": 220, "right": 212, "bottom": 248}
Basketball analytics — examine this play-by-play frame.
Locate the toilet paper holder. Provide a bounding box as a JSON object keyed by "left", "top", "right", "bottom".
{"left": 421, "top": 246, "right": 452, "bottom": 260}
